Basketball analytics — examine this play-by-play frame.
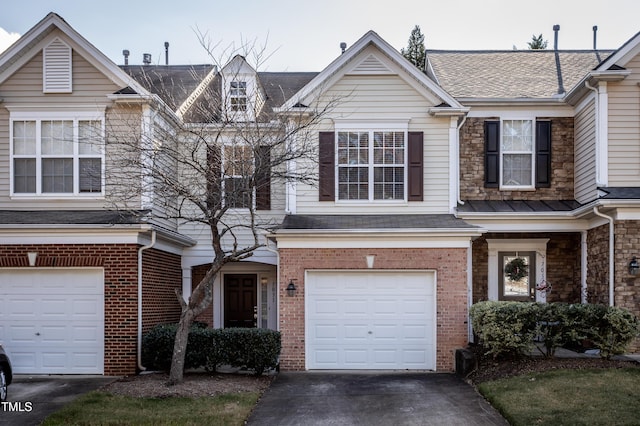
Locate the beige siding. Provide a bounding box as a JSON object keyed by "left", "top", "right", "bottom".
{"left": 0, "top": 51, "right": 120, "bottom": 105}
{"left": 297, "top": 74, "right": 451, "bottom": 214}
{"left": 574, "top": 97, "right": 598, "bottom": 203}
{"left": 0, "top": 41, "right": 133, "bottom": 210}
{"left": 607, "top": 55, "right": 640, "bottom": 186}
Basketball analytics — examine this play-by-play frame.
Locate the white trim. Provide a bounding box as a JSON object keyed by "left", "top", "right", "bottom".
{"left": 275, "top": 232, "right": 476, "bottom": 249}
{"left": 9, "top": 112, "right": 106, "bottom": 198}
{"left": 0, "top": 13, "right": 149, "bottom": 96}
{"left": 499, "top": 118, "right": 536, "bottom": 191}
{"left": 278, "top": 31, "right": 463, "bottom": 111}
{"left": 448, "top": 116, "right": 458, "bottom": 213}
{"left": 487, "top": 239, "right": 549, "bottom": 302}
{"left": 595, "top": 82, "right": 609, "bottom": 186}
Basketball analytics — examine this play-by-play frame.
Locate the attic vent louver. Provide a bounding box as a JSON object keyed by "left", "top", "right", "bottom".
{"left": 43, "top": 38, "right": 72, "bottom": 93}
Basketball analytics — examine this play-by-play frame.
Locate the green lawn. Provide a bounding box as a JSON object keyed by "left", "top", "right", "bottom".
{"left": 478, "top": 368, "right": 640, "bottom": 426}
{"left": 42, "top": 391, "right": 261, "bottom": 426}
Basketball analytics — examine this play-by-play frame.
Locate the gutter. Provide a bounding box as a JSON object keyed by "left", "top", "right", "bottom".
{"left": 592, "top": 206, "right": 615, "bottom": 306}
{"left": 137, "top": 230, "right": 157, "bottom": 371}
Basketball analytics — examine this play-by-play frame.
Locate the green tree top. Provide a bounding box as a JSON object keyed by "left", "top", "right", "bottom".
{"left": 527, "top": 34, "right": 548, "bottom": 50}
{"left": 401, "top": 25, "right": 426, "bottom": 70}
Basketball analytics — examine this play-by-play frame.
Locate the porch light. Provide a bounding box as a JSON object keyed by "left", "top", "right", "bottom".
{"left": 286, "top": 280, "right": 297, "bottom": 297}
{"left": 629, "top": 257, "right": 639, "bottom": 275}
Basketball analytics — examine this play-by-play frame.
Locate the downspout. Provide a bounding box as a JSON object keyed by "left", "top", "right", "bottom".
{"left": 593, "top": 207, "right": 615, "bottom": 306}
{"left": 456, "top": 114, "right": 468, "bottom": 206}
{"left": 138, "top": 230, "right": 157, "bottom": 371}
{"left": 581, "top": 231, "right": 588, "bottom": 304}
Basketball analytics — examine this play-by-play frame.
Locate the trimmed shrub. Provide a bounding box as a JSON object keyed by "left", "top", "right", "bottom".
{"left": 577, "top": 304, "right": 640, "bottom": 359}
{"left": 470, "top": 301, "right": 640, "bottom": 360}
{"left": 142, "top": 324, "right": 281, "bottom": 375}
{"left": 470, "top": 301, "right": 539, "bottom": 358}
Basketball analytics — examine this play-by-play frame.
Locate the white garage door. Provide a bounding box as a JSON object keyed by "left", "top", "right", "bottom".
{"left": 306, "top": 271, "right": 436, "bottom": 370}
{"left": 0, "top": 269, "right": 104, "bottom": 374}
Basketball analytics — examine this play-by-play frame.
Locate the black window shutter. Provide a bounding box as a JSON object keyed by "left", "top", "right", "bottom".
{"left": 206, "top": 145, "right": 222, "bottom": 209}
{"left": 318, "top": 132, "right": 335, "bottom": 201}
{"left": 407, "top": 131, "right": 424, "bottom": 201}
{"left": 484, "top": 121, "right": 500, "bottom": 187}
{"left": 255, "top": 146, "right": 271, "bottom": 210}
{"left": 535, "top": 121, "right": 552, "bottom": 188}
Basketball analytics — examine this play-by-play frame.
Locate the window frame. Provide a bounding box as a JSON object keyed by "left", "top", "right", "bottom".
{"left": 499, "top": 118, "right": 535, "bottom": 190}
{"left": 229, "top": 81, "right": 247, "bottom": 112}
{"left": 222, "top": 144, "right": 254, "bottom": 209}
{"left": 334, "top": 125, "right": 409, "bottom": 203}
{"left": 9, "top": 110, "right": 105, "bottom": 198}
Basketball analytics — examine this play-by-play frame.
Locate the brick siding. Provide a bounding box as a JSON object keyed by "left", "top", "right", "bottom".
{"left": 278, "top": 247, "right": 468, "bottom": 372}
{"left": 471, "top": 233, "right": 582, "bottom": 304}
{"left": 142, "top": 248, "right": 182, "bottom": 332}
{"left": 0, "top": 243, "right": 182, "bottom": 376}
{"left": 459, "top": 117, "right": 574, "bottom": 200}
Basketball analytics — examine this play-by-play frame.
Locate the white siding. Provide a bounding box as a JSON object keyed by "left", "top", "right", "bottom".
{"left": 574, "top": 97, "right": 598, "bottom": 203}
{"left": 607, "top": 55, "right": 640, "bottom": 186}
{"left": 296, "top": 74, "right": 451, "bottom": 214}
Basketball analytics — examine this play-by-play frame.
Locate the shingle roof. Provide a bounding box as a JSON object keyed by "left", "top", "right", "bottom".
{"left": 0, "top": 210, "right": 147, "bottom": 225}
{"left": 279, "top": 214, "right": 478, "bottom": 230}
{"left": 120, "top": 65, "right": 215, "bottom": 111}
{"left": 426, "top": 50, "right": 613, "bottom": 99}
{"left": 258, "top": 72, "right": 318, "bottom": 110}
{"left": 456, "top": 200, "right": 582, "bottom": 213}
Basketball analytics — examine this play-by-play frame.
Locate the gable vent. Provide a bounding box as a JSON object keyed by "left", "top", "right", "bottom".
{"left": 43, "top": 38, "right": 72, "bottom": 93}
{"left": 350, "top": 54, "right": 393, "bottom": 75}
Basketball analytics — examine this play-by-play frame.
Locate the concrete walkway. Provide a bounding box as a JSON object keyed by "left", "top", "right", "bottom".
{"left": 247, "top": 372, "right": 508, "bottom": 425}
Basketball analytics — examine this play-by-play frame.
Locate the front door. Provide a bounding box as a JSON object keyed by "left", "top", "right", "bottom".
{"left": 224, "top": 274, "right": 257, "bottom": 328}
{"left": 498, "top": 252, "right": 536, "bottom": 301}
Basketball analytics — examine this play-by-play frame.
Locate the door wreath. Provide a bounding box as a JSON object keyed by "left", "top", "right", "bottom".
{"left": 504, "top": 257, "right": 528, "bottom": 281}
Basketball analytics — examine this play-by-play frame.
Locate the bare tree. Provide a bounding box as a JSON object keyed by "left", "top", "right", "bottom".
{"left": 105, "top": 39, "right": 339, "bottom": 384}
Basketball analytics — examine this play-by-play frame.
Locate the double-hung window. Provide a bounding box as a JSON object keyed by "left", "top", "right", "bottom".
{"left": 223, "top": 145, "right": 252, "bottom": 208}
{"left": 501, "top": 119, "right": 533, "bottom": 188}
{"left": 11, "top": 112, "right": 104, "bottom": 196}
{"left": 485, "top": 118, "right": 552, "bottom": 190}
{"left": 229, "top": 81, "right": 247, "bottom": 112}
{"left": 337, "top": 130, "right": 406, "bottom": 201}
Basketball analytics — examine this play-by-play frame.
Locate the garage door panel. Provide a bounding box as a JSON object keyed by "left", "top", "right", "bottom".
{"left": 306, "top": 271, "right": 436, "bottom": 370}
{"left": 0, "top": 269, "right": 104, "bottom": 374}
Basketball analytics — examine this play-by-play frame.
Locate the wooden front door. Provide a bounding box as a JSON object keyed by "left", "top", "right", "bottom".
{"left": 224, "top": 274, "right": 257, "bottom": 328}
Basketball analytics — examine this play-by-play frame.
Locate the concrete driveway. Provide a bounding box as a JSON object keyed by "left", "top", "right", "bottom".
{"left": 0, "top": 375, "right": 116, "bottom": 426}
{"left": 247, "top": 372, "right": 508, "bottom": 425}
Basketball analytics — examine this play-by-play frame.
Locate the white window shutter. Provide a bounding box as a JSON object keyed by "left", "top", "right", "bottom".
{"left": 43, "top": 38, "right": 72, "bottom": 93}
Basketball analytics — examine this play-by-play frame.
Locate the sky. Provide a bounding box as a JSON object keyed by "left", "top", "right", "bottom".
{"left": 1, "top": 0, "right": 639, "bottom": 71}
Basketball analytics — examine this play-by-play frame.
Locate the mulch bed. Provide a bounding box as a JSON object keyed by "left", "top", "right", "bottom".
{"left": 466, "top": 345, "right": 640, "bottom": 384}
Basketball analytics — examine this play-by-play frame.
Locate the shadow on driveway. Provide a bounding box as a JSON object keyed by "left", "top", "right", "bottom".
{"left": 0, "top": 375, "right": 116, "bottom": 426}
{"left": 247, "top": 372, "right": 508, "bottom": 425}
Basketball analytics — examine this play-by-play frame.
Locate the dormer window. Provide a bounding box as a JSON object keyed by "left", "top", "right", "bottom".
{"left": 229, "top": 81, "right": 247, "bottom": 111}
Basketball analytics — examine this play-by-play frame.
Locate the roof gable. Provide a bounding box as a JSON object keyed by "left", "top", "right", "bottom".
{"left": 279, "top": 31, "right": 463, "bottom": 111}
{"left": 0, "top": 12, "right": 149, "bottom": 96}
{"left": 595, "top": 31, "right": 640, "bottom": 71}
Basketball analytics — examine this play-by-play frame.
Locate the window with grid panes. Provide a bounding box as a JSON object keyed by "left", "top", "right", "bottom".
{"left": 337, "top": 130, "right": 405, "bottom": 201}
{"left": 12, "top": 117, "right": 103, "bottom": 195}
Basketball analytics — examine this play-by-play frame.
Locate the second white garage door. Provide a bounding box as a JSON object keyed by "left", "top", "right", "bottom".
{"left": 0, "top": 268, "right": 104, "bottom": 374}
{"left": 306, "top": 270, "right": 436, "bottom": 370}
